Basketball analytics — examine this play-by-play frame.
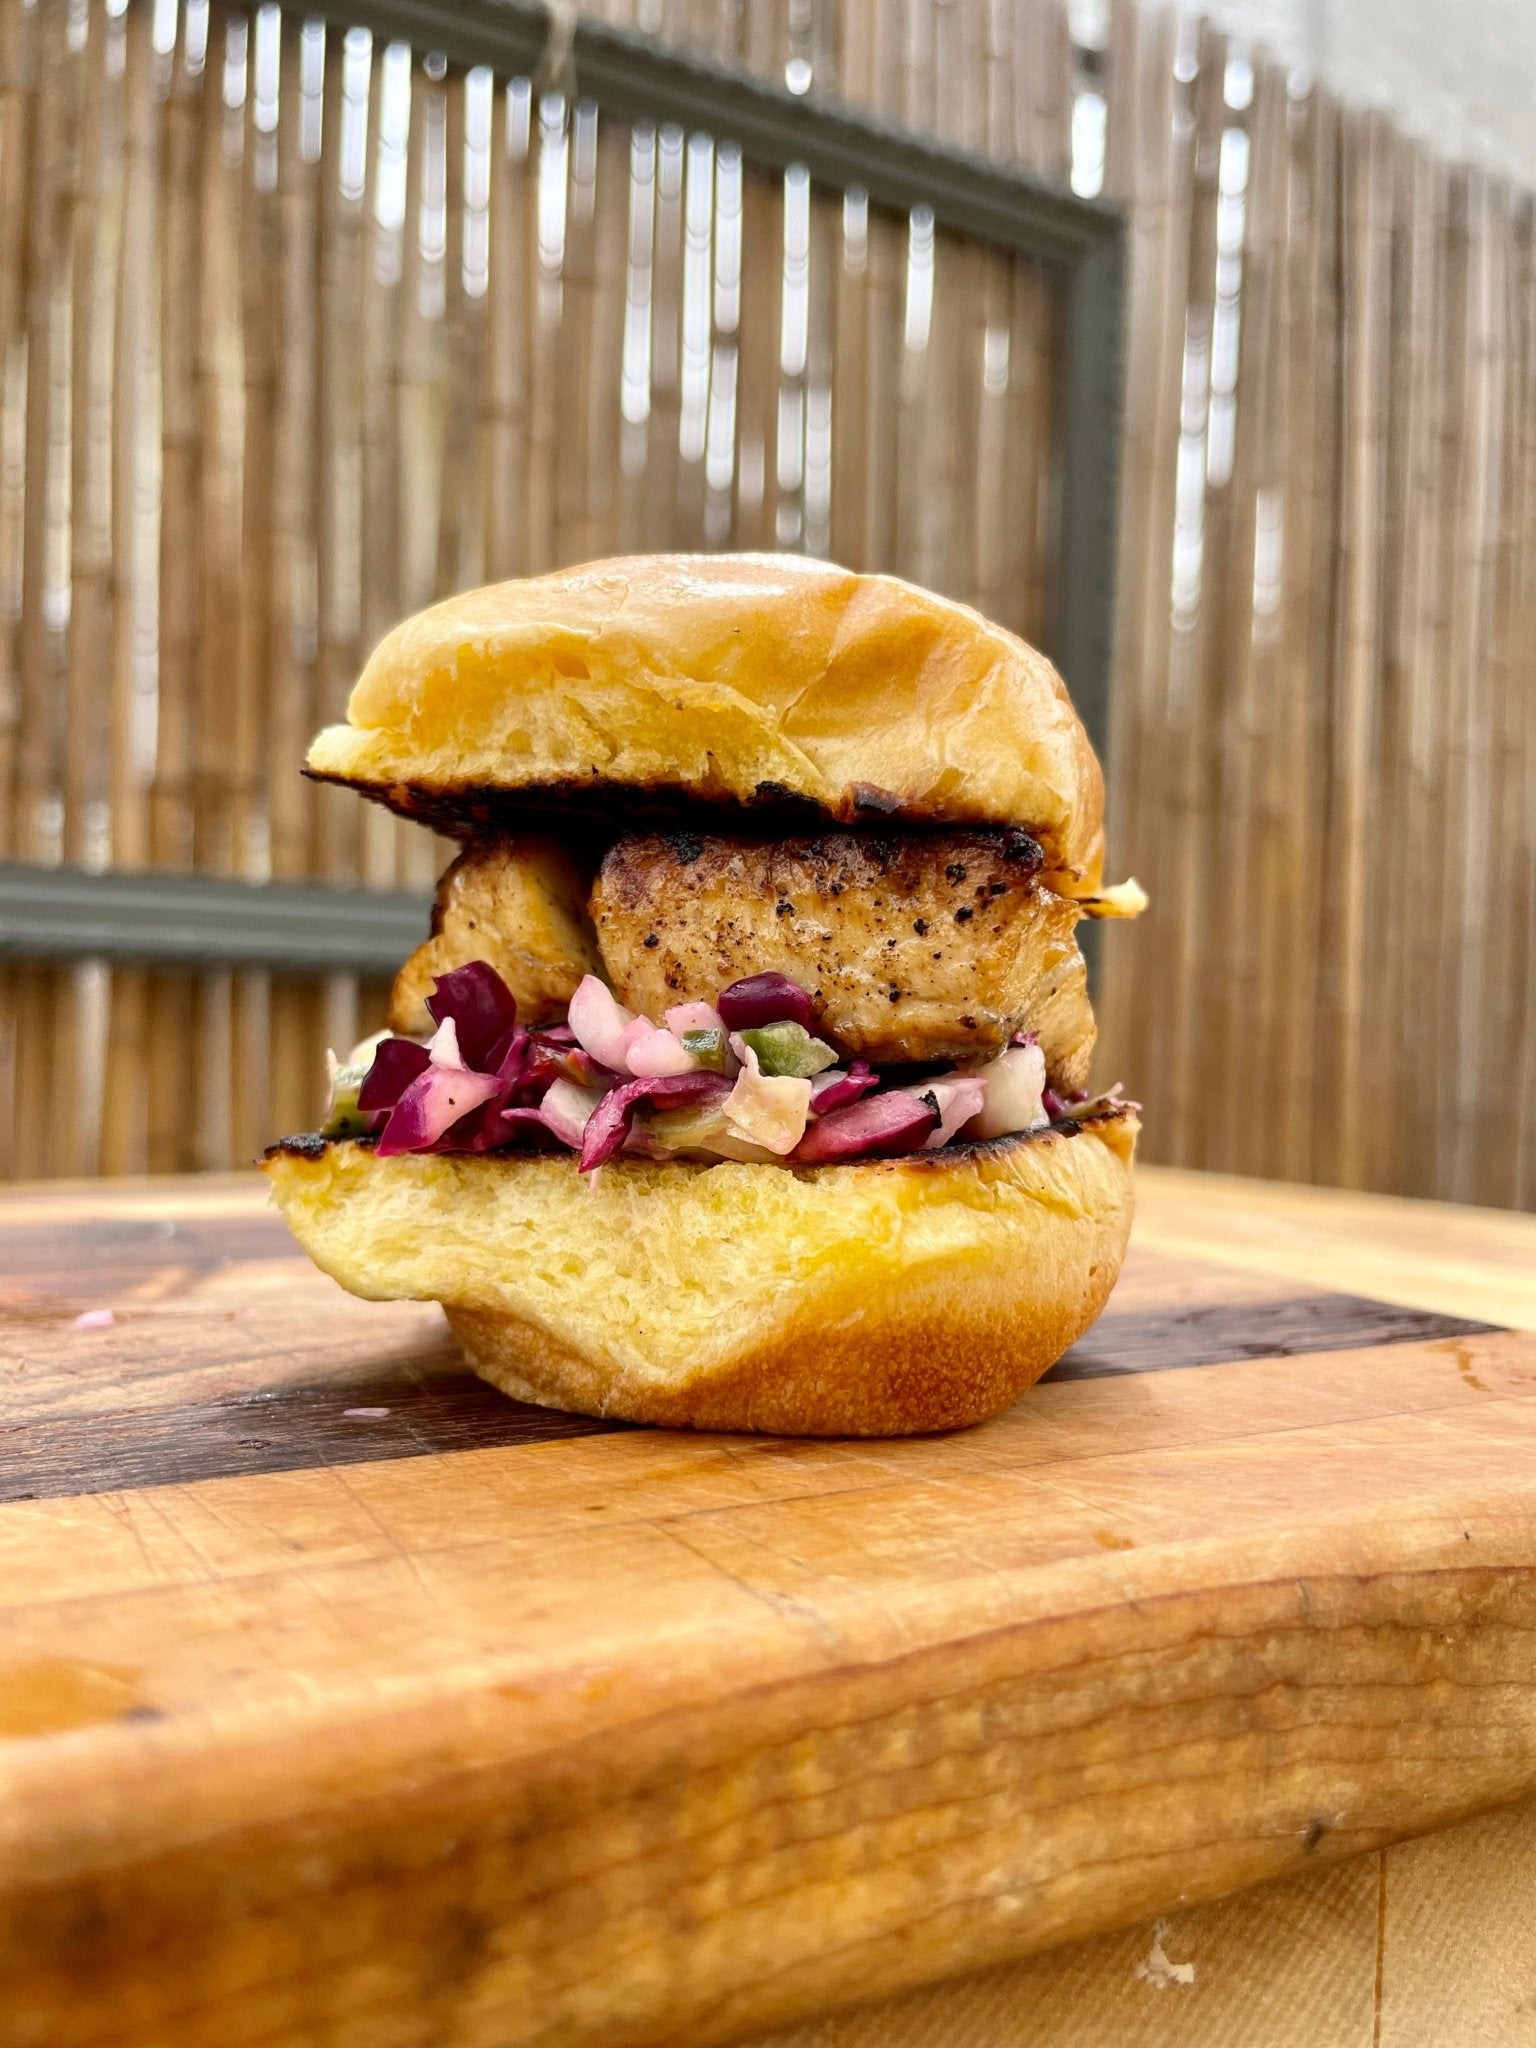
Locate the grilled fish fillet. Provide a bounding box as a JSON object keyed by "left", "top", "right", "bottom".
{"left": 592, "top": 828, "right": 1094, "bottom": 1084}
{"left": 389, "top": 834, "right": 600, "bottom": 1037}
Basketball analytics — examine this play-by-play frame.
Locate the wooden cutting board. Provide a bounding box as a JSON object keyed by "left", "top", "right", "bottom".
{"left": 2, "top": 1170, "right": 1535, "bottom": 2048}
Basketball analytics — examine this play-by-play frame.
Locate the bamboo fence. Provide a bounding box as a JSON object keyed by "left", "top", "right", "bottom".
{"left": 0, "top": 0, "right": 1531, "bottom": 1210}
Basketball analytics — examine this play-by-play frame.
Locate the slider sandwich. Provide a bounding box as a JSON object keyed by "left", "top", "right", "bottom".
{"left": 265, "top": 555, "right": 1144, "bottom": 1435}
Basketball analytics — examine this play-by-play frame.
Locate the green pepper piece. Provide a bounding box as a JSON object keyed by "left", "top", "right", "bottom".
{"left": 323, "top": 1062, "right": 375, "bottom": 1137}
{"left": 681, "top": 1027, "right": 729, "bottom": 1072}
{"left": 641, "top": 1101, "right": 727, "bottom": 1153}
{"left": 739, "top": 1021, "right": 838, "bottom": 1078}
{"left": 323, "top": 1030, "right": 389, "bottom": 1137}
{"left": 641, "top": 1101, "right": 780, "bottom": 1163}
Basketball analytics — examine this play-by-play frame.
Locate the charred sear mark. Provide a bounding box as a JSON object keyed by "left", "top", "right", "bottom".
{"left": 439, "top": 777, "right": 1035, "bottom": 877}
{"left": 1001, "top": 827, "right": 1043, "bottom": 870}
{"left": 263, "top": 1130, "right": 380, "bottom": 1161}
{"left": 849, "top": 782, "right": 904, "bottom": 815}
{"left": 303, "top": 767, "right": 1060, "bottom": 860}
{"left": 264, "top": 1131, "right": 333, "bottom": 1160}
{"left": 854, "top": 1120, "right": 1103, "bottom": 1174}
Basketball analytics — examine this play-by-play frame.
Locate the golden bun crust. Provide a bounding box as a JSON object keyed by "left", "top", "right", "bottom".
{"left": 262, "top": 1116, "right": 1136, "bottom": 1436}
{"left": 306, "top": 554, "right": 1107, "bottom": 889}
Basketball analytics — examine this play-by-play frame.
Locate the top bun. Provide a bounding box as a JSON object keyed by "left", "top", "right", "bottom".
{"left": 306, "top": 553, "right": 1106, "bottom": 887}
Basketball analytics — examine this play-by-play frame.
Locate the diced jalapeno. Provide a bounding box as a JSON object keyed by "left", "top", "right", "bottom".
{"left": 322, "top": 1031, "right": 389, "bottom": 1137}
{"left": 739, "top": 1021, "right": 838, "bottom": 1078}
{"left": 323, "top": 1061, "right": 375, "bottom": 1137}
{"left": 681, "top": 1027, "right": 729, "bottom": 1072}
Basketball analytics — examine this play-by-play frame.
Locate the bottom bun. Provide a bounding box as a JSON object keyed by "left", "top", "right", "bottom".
{"left": 263, "top": 1115, "right": 1137, "bottom": 1436}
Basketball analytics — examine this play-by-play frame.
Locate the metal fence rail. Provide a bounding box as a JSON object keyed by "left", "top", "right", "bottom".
{"left": 0, "top": 865, "right": 429, "bottom": 974}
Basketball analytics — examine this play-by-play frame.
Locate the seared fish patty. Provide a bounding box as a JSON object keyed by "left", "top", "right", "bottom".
{"left": 592, "top": 827, "right": 1094, "bottom": 1083}
{"left": 389, "top": 834, "right": 600, "bottom": 1037}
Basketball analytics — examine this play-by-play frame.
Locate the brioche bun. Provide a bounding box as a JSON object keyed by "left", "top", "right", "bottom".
{"left": 305, "top": 554, "right": 1107, "bottom": 891}
{"left": 262, "top": 1114, "right": 1136, "bottom": 1437}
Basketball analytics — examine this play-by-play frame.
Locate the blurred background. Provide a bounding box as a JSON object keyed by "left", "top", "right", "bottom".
{"left": 0, "top": 0, "right": 1530, "bottom": 1208}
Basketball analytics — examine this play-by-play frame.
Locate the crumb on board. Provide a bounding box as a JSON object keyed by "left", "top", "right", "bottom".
{"left": 342, "top": 1407, "right": 392, "bottom": 1420}
{"left": 1134, "top": 1920, "right": 1195, "bottom": 1989}
{"left": 70, "top": 1309, "right": 115, "bottom": 1331}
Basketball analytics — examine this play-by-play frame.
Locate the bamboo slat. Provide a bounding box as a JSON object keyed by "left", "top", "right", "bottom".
{"left": 729, "top": 159, "right": 780, "bottom": 550}
{"left": 314, "top": 30, "right": 366, "bottom": 887}
{"left": 155, "top": 20, "right": 200, "bottom": 875}
{"left": 1506, "top": 207, "right": 1536, "bottom": 1211}
{"left": 1442, "top": 172, "right": 1504, "bottom": 1206}
{"left": 1276, "top": 86, "right": 1341, "bottom": 1189}
{"left": 267, "top": 21, "right": 318, "bottom": 886}
{"left": 394, "top": 53, "right": 441, "bottom": 614}
{"left": 615, "top": 114, "right": 654, "bottom": 551}
{"left": 582, "top": 119, "right": 628, "bottom": 557}
{"left": 145, "top": 967, "right": 193, "bottom": 1172}
{"left": 15, "top": 0, "right": 69, "bottom": 871}
{"left": 556, "top": 97, "right": 600, "bottom": 561}
{"left": 1153, "top": 24, "right": 1225, "bottom": 1170}
{"left": 1479, "top": 198, "right": 1530, "bottom": 1211}
{"left": 14, "top": 962, "right": 62, "bottom": 1179}
{"left": 642, "top": 113, "right": 684, "bottom": 549}
{"left": 249, "top": 12, "right": 321, "bottom": 1140}
{"left": 482, "top": 76, "right": 533, "bottom": 580}
{"left": 235, "top": 6, "right": 274, "bottom": 886}
{"left": 194, "top": 30, "right": 245, "bottom": 878}
{"left": 0, "top": 0, "right": 35, "bottom": 860}
{"left": 1238, "top": 67, "right": 1301, "bottom": 1185}
{"left": 1318, "top": 111, "right": 1392, "bottom": 1191}
{"left": 0, "top": 968, "right": 14, "bottom": 1173}
{"left": 1211, "top": 57, "right": 1284, "bottom": 1177}
{"left": 99, "top": 965, "right": 148, "bottom": 1178}
{"left": 64, "top": 8, "right": 114, "bottom": 875}
{"left": 231, "top": 965, "right": 271, "bottom": 1167}
{"left": 140, "top": 16, "right": 205, "bottom": 1180}
{"left": 1095, "top": 0, "right": 1180, "bottom": 1089}
{"left": 1377, "top": 139, "right": 1444, "bottom": 1195}
{"left": 97, "top": 4, "right": 161, "bottom": 1175}
{"left": 854, "top": 203, "right": 902, "bottom": 572}
{"left": 356, "top": 37, "right": 408, "bottom": 889}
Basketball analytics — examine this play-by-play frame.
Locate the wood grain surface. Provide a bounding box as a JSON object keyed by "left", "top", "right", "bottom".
{"left": 1135, "top": 1166, "right": 1536, "bottom": 1331}
{"left": 1, "top": 1167, "right": 1535, "bottom": 2048}
{"left": 749, "top": 1792, "right": 1536, "bottom": 2047}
